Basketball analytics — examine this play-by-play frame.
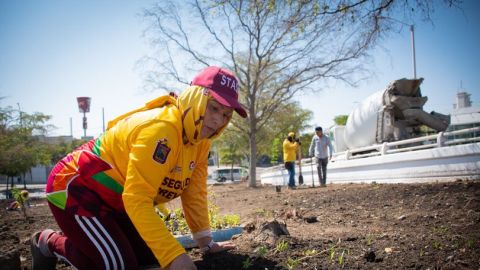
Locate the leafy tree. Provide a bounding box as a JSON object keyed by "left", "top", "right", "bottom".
{"left": 270, "top": 138, "right": 281, "bottom": 164}
{"left": 215, "top": 126, "right": 247, "bottom": 168}
{"left": 216, "top": 100, "right": 312, "bottom": 167}
{"left": 262, "top": 101, "right": 312, "bottom": 164}
{"left": 46, "top": 138, "right": 87, "bottom": 164}
{"left": 299, "top": 132, "right": 314, "bottom": 158}
{"left": 255, "top": 101, "right": 312, "bottom": 156}
{"left": 1, "top": 107, "right": 48, "bottom": 174}
{"left": 334, "top": 115, "right": 349, "bottom": 126}
{"left": 141, "top": 0, "right": 460, "bottom": 187}
{"left": 0, "top": 105, "right": 53, "bottom": 193}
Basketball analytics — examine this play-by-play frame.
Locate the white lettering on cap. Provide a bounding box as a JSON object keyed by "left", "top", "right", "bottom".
{"left": 221, "top": 74, "right": 239, "bottom": 93}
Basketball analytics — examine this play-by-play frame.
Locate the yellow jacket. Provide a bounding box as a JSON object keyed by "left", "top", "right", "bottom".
{"left": 283, "top": 139, "right": 299, "bottom": 162}
{"left": 93, "top": 86, "right": 228, "bottom": 267}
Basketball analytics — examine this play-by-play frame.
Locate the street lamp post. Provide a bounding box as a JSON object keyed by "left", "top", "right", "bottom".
{"left": 17, "top": 103, "right": 27, "bottom": 189}
{"left": 76, "top": 97, "right": 91, "bottom": 139}
{"left": 382, "top": 17, "right": 417, "bottom": 79}
{"left": 410, "top": 25, "right": 417, "bottom": 79}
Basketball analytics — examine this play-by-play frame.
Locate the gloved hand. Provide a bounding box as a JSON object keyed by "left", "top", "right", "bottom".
{"left": 295, "top": 138, "right": 301, "bottom": 145}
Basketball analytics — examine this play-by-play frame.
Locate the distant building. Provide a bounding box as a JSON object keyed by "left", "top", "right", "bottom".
{"left": 450, "top": 92, "right": 479, "bottom": 127}
{"left": 37, "top": 135, "right": 75, "bottom": 144}
{"left": 448, "top": 91, "right": 479, "bottom": 139}
{"left": 453, "top": 92, "right": 472, "bottom": 109}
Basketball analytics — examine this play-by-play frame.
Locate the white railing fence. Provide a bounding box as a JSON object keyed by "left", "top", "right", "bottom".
{"left": 334, "top": 127, "right": 480, "bottom": 161}
{"left": 260, "top": 127, "right": 480, "bottom": 185}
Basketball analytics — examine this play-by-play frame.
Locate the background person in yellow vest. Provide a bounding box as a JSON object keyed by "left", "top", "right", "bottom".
{"left": 283, "top": 132, "right": 300, "bottom": 189}
{"left": 31, "top": 66, "right": 247, "bottom": 270}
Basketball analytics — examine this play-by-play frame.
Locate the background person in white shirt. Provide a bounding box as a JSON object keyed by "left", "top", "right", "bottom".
{"left": 308, "top": 127, "right": 333, "bottom": 187}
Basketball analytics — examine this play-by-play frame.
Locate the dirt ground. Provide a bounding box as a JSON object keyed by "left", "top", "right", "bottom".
{"left": 1, "top": 180, "right": 479, "bottom": 270}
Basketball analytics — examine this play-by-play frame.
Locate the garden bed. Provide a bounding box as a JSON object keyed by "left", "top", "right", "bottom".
{"left": 1, "top": 180, "right": 479, "bottom": 269}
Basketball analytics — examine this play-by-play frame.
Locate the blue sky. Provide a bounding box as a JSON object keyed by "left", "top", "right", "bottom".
{"left": 1, "top": 1, "right": 479, "bottom": 138}
{"left": 300, "top": 0, "right": 480, "bottom": 131}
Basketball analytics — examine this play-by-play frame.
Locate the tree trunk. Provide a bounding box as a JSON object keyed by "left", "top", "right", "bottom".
{"left": 5, "top": 176, "right": 10, "bottom": 199}
{"left": 8, "top": 177, "right": 13, "bottom": 199}
{"left": 248, "top": 116, "right": 257, "bottom": 187}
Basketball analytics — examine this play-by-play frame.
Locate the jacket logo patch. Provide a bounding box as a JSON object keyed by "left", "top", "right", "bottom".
{"left": 170, "top": 166, "right": 182, "bottom": 173}
{"left": 153, "top": 140, "right": 170, "bottom": 164}
{"left": 189, "top": 161, "right": 195, "bottom": 170}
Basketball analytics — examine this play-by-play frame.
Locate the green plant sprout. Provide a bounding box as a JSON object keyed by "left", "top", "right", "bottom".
{"left": 208, "top": 190, "right": 241, "bottom": 230}
{"left": 292, "top": 244, "right": 342, "bottom": 264}
{"left": 366, "top": 234, "right": 374, "bottom": 246}
{"left": 255, "top": 208, "right": 272, "bottom": 218}
{"left": 242, "top": 257, "right": 253, "bottom": 269}
{"left": 10, "top": 187, "right": 29, "bottom": 218}
{"left": 158, "top": 190, "right": 241, "bottom": 235}
{"left": 210, "top": 213, "right": 241, "bottom": 230}
{"left": 465, "top": 238, "right": 475, "bottom": 249}
{"left": 432, "top": 240, "right": 442, "bottom": 250}
{"left": 329, "top": 246, "right": 335, "bottom": 261}
{"left": 303, "top": 249, "right": 317, "bottom": 256}
{"left": 286, "top": 257, "right": 299, "bottom": 270}
{"left": 433, "top": 226, "right": 449, "bottom": 235}
{"left": 256, "top": 245, "right": 268, "bottom": 257}
{"left": 275, "top": 240, "right": 289, "bottom": 253}
{"left": 163, "top": 208, "right": 190, "bottom": 235}
{"left": 338, "top": 249, "right": 346, "bottom": 267}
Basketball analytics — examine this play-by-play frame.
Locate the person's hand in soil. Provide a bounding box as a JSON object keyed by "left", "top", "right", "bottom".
{"left": 209, "top": 241, "right": 236, "bottom": 253}
{"left": 167, "top": 253, "right": 197, "bottom": 270}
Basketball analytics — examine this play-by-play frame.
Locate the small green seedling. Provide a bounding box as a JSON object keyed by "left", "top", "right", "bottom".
{"left": 433, "top": 226, "right": 449, "bottom": 235}
{"left": 366, "top": 234, "right": 374, "bottom": 246}
{"left": 255, "top": 208, "right": 272, "bottom": 217}
{"left": 432, "top": 240, "right": 442, "bottom": 250}
{"left": 465, "top": 238, "right": 475, "bottom": 249}
{"left": 256, "top": 245, "right": 268, "bottom": 257}
{"left": 329, "top": 246, "right": 335, "bottom": 261}
{"left": 160, "top": 190, "right": 240, "bottom": 235}
{"left": 338, "top": 249, "right": 346, "bottom": 267}
{"left": 303, "top": 249, "right": 317, "bottom": 256}
{"left": 275, "top": 240, "right": 289, "bottom": 253}
{"left": 242, "top": 257, "right": 253, "bottom": 269}
{"left": 10, "top": 187, "right": 29, "bottom": 218}
{"left": 286, "top": 257, "right": 299, "bottom": 270}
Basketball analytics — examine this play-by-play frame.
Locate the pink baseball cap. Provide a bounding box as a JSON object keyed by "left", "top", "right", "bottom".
{"left": 191, "top": 66, "right": 247, "bottom": 118}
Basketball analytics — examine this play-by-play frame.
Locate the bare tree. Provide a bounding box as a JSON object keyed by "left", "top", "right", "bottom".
{"left": 141, "top": 0, "right": 459, "bottom": 187}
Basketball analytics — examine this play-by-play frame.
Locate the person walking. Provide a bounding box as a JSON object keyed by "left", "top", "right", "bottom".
{"left": 31, "top": 66, "right": 247, "bottom": 270}
{"left": 283, "top": 132, "right": 300, "bottom": 189}
{"left": 308, "top": 127, "right": 333, "bottom": 187}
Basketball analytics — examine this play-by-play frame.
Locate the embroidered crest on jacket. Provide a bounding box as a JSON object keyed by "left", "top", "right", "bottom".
{"left": 153, "top": 139, "right": 170, "bottom": 164}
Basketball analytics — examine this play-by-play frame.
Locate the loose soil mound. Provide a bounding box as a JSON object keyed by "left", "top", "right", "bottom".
{"left": 1, "top": 181, "right": 479, "bottom": 269}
